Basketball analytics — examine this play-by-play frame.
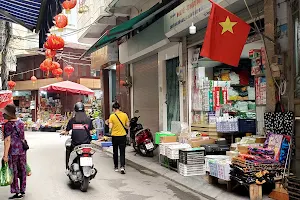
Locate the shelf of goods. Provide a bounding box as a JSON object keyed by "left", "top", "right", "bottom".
{"left": 191, "top": 59, "right": 260, "bottom": 140}
{"left": 191, "top": 124, "right": 221, "bottom": 139}
{"left": 228, "top": 132, "right": 290, "bottom": 200}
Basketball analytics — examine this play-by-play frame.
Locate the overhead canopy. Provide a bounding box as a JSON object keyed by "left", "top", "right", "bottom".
{"left": 0, "top": 0, "right": 64, "bottom": 47}
{"left": 39, "top": 81, "right": 95, "bottom": 95}
{"left": 81, "top": 0, "right": 177, "bottom": 58}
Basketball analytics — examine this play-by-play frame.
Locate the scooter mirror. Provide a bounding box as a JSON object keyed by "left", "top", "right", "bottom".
{"left": 135, "top": 110, "right": 139, "bottom": 114}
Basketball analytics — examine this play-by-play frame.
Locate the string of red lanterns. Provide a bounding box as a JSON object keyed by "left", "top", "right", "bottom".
{"left": 30, "top": 76, "right": 37, "bottom": 84}
{"left": 45, "top": 49, "right": 56, "bottom": 60}
{"left": 8, "top": 80, "right": 16, "bottom": 90}
{"left": 64, "top": 65, "right": 74, "bottom": 79}
{"left": 54, "top": 14, "right": 68, "bottom": 31}
{"left": 8, "top": 0, "right": 78, "bottom": 89}
{"left": 62, "top": 0, "right": 77, "bottom": 14}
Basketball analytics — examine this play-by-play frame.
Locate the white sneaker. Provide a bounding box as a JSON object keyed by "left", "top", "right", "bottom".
{"left": 114, "top": 168, "right": 119, "bottom": 172}
{"left": 120, "top": 167, "right": 126, "bottom": 174}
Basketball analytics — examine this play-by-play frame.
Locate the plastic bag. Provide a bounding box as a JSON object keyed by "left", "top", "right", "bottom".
{"left": 0, "top": 161, "right": 13, "bottom": 186}
{"left": 26, "top": 164, "right": 31, "bottom": 176}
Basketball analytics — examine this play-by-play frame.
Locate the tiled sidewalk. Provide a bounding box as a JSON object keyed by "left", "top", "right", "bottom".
{"left": 91, "top": 140, "right": 270, "bottom": 200}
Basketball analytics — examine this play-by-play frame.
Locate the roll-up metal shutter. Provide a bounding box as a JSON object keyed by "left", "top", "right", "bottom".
{"left": 187, "top": 0, "right": 264, "bottom": 47}
{"left": 133, "top": 54, "right": 159, "bottom": 133}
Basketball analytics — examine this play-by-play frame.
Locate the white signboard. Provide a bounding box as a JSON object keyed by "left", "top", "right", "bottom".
{"left": 164, "top": 0, "right": 231, "bottom": 36}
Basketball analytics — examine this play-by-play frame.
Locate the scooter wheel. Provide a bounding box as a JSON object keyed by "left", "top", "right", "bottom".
{"left": 80, "top": 177, "right": 90, "bottom": 192}
{"left": 147, "top": 151, "right": 154, "bottom": 157}
{"left": 138, "top": 145, "right": 148, "bottom": 156}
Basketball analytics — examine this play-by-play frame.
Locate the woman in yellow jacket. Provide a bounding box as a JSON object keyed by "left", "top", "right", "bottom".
{"left": 109, "top": 102, "right": 129, "bottom": 174}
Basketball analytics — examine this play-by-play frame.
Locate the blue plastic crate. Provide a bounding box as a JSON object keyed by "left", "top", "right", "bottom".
{"left": 100, "top": 141, "right": 112, "bottom": 147}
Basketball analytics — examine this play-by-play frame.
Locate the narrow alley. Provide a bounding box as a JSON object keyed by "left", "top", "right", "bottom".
{"left": 0, "top": 132, "right": 206, "bottom": 200}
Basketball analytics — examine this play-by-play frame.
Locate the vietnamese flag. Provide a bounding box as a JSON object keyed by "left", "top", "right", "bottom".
{"left": 200, "top": 1, "right": 251, "bottom": 67}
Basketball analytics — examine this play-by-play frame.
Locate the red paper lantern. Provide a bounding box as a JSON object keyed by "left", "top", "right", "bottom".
{"left": 31, "top": 76, "right": 37, "bottom": 84}
{"left": 64, "top": 65, "right": 74, "bottom": 78}
{"left": 52, "top": 68, "right": 63, "bottom": 78}
{"left": 44, "top": 58, "right": 53, "bottom": 70}
{"left": 40, "top": 61, "right": 48, "bottom": 72}
{"left": 50, "top": 61, "right": 60, "bottom": 71}
{"left": 54, "top": 14, "right": 68, "bottom": 31}
{"left": 8, "top": 81, "right": 16, "bottom": 90}
{"left": 44, "top": 34, "right": 65, "bottom": 50}
{"left": 45, "top": 49, "right": 56, "bottom": 59}
{"left": 62, "top": 0, "right": 77, "bottom": 14}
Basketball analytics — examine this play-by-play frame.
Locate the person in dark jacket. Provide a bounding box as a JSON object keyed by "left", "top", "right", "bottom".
{"left": 65, "top": 102, "right": 94, "bottom": 169}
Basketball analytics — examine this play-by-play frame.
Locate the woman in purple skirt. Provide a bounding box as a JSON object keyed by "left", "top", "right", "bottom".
{"left": 2, "top": 104, "right": 27, "bottom": 199}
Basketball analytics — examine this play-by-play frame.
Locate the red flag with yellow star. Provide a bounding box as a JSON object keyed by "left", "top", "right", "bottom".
{"left": 200, "top": 1, "right": 251, "bottom": 67}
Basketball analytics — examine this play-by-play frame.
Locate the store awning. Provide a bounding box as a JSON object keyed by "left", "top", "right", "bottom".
{"left": 0, "top": 0, "right": 42, "bottom": 31}
{"left": 40, "top": 81, "right": 95, "bottom": 95}
{"left": 81, "top": 0, "right": 178, "bottom": 58}
{"left": 0, "top": 0, "right": 64, "bottom": 48}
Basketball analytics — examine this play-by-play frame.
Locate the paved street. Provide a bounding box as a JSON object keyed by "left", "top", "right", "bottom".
{"left": 0, "top": 132, "right": 206, "bottom": 200}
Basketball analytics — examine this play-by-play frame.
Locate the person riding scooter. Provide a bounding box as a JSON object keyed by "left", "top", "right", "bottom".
{"left": 65, "top": 102, "right": 94, "bottom": 169}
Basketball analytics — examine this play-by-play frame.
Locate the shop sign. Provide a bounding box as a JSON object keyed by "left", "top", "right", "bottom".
{"left": 164, "top": 0, "right": 224, "bottom": 33}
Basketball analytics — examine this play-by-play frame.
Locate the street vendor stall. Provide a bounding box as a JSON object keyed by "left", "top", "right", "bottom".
{"left": 38, "top": 81, "right": 95, "bottom": 132}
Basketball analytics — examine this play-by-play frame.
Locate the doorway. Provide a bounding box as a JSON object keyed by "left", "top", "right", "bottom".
{"left": 166, "top": 57, "right": 180, "bottom": 131}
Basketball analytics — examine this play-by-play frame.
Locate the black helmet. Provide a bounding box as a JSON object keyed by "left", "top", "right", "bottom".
{"left": 74, "top": 102, "right": 85, "bottom": 112}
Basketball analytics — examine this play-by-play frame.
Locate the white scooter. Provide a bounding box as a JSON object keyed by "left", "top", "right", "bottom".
{"left": 65, "top": 139, "right": 97, "bottom": 192}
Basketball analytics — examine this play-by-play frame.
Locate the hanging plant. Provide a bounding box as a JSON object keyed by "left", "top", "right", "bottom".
{"left": 44, "top": 34, "right": 65, "bottom": 50}
{"left": 54, "top": 14, "right": 68, "bottom": 31}
{"left": 31, "top": 76, "right": 37, "bottom": 84}
{"left": 62, "top": 0, "right": 77, "bottom": 14}
{"left": 64, "top": 65, "right": 74, "bottom": 78}
{"left": 45, "top": 49, "right": 56, "bottom": 59}
{"left": 8, "top": 80, "right": 16, "bottom": 90}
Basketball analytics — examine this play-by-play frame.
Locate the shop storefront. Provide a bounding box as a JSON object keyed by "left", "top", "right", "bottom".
{"left": 132, "top": 54, "right": 160, "bottom": 133}
{"left": 188, "top": 38, "right": 266, "bottom": 142}
{"left": 154, "top": 1, "right": 292, "bottom": 199}
{"left": 119, "top": 16, "right": 176, "bottom": 133}
{"left": 13, "top": 91, "right": 34, "bottom": 123}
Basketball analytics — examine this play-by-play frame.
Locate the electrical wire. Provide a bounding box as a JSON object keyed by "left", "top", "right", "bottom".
{"left": 9, "top": 57, "right": 91, "bottom": 79}
{"left": 60, "top": 58, "right": 91, "bottom": 66}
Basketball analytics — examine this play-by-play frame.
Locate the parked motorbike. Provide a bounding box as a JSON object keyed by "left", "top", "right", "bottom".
{"left": 130, "top": 115, "right": 155, "bottom": 157}
{"left": 65, "top": 139, "right": 97, "bottom": 192}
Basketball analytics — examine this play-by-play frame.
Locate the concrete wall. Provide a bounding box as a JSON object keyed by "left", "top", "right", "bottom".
{"left": 129, "top": 0, "right": 162, "bottom": 18}
{"left": 119, "top": 18, "right": 169, "bottom": 64}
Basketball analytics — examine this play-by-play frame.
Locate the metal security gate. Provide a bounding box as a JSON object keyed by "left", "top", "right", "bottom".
{"left": 132, "top": 54, "right": 159, "bottom": 133}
